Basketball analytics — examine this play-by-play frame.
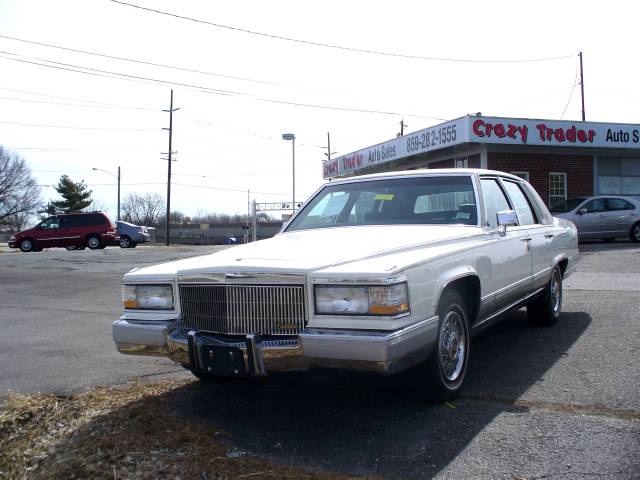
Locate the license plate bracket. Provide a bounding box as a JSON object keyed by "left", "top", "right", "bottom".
{"left": 194, "top": 339, "right": 245, "bottom": 377}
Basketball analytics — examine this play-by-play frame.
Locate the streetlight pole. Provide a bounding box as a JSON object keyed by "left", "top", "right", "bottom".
{"left": 282, "top": 133, "right": 296, "bottom": 212}
{"left": 92, "top": 166, "right": 121, "bottom": 221}
{"left": 117, "top": 166, "right": 121, "bottom": 221}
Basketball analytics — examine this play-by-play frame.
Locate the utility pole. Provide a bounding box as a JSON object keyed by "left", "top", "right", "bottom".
{"left": 162, "top": 89, "right": 179, "bottom": 246}
{"left": 117, "top": 166, "right": 121, "bottom": 221}
{"left": 579, "top": 52, "right": 586, "bottom": 121}
{"left": 398, "top": 119, "right": 407, "bottom": 137}
{"left": 245, "top": 189, "right": 250, "bottom": 243}
{"left": 323, "top": 132, "right": 337, "bottom": 160}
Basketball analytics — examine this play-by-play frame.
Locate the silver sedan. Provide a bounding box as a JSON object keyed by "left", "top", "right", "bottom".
{"left": 551, "top": 196, "right": 640, "bottom": 242}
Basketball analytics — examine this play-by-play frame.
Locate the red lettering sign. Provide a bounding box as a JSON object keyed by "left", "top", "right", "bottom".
{"left": 536, "top": 124, "right": 596, "bottom": 144}
{"left": 472, "top": 119, "right": 528, "bottom": 143}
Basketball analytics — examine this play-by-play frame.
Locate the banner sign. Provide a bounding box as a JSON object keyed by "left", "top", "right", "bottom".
{"left": 322, "top": 115, "right": 640, "bottom": 179}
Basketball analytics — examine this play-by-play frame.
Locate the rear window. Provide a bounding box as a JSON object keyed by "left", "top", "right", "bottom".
{"left": 549, "top": 198, "right": 586, "bottom": 213}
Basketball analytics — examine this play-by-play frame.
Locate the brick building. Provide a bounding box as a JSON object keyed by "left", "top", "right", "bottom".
{"left": 322, "top": 115, "right": 640, "bottom": 206}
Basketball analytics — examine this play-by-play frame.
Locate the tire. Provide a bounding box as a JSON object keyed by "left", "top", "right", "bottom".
{"left": 527, "top": 266, "right": 563, "bottom": 326}
{"left": 129, "top": 242, "right": 137, "bottom": 248}
{"left": 119, "top": 235, "right": 133, "bottom": 248}
{"left": 424, "top": 290, "right": 471, "bottom": 402}
{"left": 19, "top": 238, "right": 34, "bottom": 252}
{"left": 65, "top": 245, "right": 77, "bottom": 251}
{"left": 86, "top": 235, "right": 102, "bottom": 249}
{"left": 629, "top": 222, "right": 640, "bottom": 243}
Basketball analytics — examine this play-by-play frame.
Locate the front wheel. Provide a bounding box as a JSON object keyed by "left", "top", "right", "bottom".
{"left": 527, "top": 266, "right": 563, "bottom": 326}
{"left": 629, "top": 222, "right": 640, "bottom": 243}
{"left": 19, "top": 239, "right": 34, "bottom": 252}
{"left": 86, "top": 235, "right": 102, "bottom": 249}
{"left": 425, "top": 290, "right": 470, "bottom": 402}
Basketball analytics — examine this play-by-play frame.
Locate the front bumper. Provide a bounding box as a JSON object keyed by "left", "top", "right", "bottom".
{"left": 113, "top": 316, "right": 439, "bottom": 376}
{"left": 8, "top": 240, "right": 17, "bottom": 248}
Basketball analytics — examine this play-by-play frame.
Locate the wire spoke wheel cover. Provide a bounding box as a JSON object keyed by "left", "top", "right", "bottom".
{"left": 550, "top": 268, "right": 562, "bottom": 315}
{"left": 438, "top": 310, "right": 467, "bottom": 383}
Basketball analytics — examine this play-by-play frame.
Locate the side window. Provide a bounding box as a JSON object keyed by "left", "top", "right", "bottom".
{"left": 40, "top": 217, "right": 60, "bottom": 229}
{"left": 606, "top": 198, "right": 634, "bottom": 211}
{"left": 502, "top": 181, "right": 537, "bottom": 225}
{"left": 481, "top": 178, "right": 511, "bottom": 227}
{"left": 583, "top": 199, "right": 606, "bottom": 213}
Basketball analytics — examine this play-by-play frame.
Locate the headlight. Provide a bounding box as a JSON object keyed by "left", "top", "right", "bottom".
{"left": 9, "top": 235, "right": 15, "bottom": 241}
{"left": 315, "top": 283, "right": 409, "bottom": 316}
{"left": 122, "top": 284, "right": 174, "bottom": 310}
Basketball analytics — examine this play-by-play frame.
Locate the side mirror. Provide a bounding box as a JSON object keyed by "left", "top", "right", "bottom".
{"left": 496, "top": 210, "right": 518, "bottom": 236}
{"left": 577, "top": 208, "right": 587, "bottom": 215}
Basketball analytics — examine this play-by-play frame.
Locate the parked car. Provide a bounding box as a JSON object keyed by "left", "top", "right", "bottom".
{"left": 221, "top": 235, "right": 240, "bottom": 245}
{"left": 116, "top": 221, "right": 150, "bottom": 248}
{"left": 8, "top": 211, "right": 117, "bottom": 252}
{"left": 113, "top": 169, "right": 578, "bottom": 401}
{"left": 550, "top": 195, "right": 640, "bottom": 242}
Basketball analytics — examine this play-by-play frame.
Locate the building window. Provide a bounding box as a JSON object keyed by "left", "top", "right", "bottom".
{"left": 510, "top": 171, "right": 529, "bottom": 182}
{"left": 549, "top": 172, "right": 567, "bottom": 207}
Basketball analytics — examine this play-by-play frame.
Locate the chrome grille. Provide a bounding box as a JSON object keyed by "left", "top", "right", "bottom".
{"left": 179, "top": 284, "right": 306, "bottom": 335}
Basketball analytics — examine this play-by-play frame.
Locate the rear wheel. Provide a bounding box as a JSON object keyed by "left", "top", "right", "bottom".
{"left": 423, "top": 290, "right": 470, "bottom": 402}
{"left": 630, "top": 222, "right": 640, "bottom": 243}
{"left": 119, "top": 235, "right": 135, "bottom": 248}
{"left": 86, "top": 235, "right": 102, "bottom": 249}
{"left": 528, "top": 266, "right": 563, "bottom": 326}
{"left": 19, "top": 238, "right": 34, "bottom": 252}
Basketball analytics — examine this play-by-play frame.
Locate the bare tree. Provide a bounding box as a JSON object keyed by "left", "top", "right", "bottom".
{"left": 0, "top": 146, "right": 42, "bottom": 229}
{"left": 121, "top": 192, "right": 164, "bottom": 226}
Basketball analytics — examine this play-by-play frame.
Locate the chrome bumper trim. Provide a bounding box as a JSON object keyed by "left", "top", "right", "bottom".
{"left": 113, "top": 315, "right": 439, "bottom": 375}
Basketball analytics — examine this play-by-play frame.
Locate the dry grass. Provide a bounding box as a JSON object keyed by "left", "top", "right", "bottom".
{"left": 0, "top": 380, "right": 372, "bottom": 480}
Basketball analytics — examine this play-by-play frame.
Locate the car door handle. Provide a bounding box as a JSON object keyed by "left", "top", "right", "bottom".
{"left": 598, "top": 214, "right": 606, "bottom": 218}
{"left": 521, "top": 237, "right": 532, "bottom": 242}
{"left": 544, "top": 233, "right": 555, "bottom": 239}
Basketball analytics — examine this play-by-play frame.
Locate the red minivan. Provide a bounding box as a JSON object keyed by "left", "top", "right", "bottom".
{"left": 8, "top": 212, "right": 117, "bottom": 252}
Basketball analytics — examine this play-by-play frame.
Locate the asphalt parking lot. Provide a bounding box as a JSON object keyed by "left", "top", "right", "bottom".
{"left": 0, "top": 241, "right": 639, "bottom": 479}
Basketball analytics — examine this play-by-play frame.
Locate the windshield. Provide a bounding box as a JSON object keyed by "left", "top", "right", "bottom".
{"left": 286, "top": 175, "right": 478, "bottom": 231}
{"left": 549, "top": 197, "right": 586, "bottom": 213}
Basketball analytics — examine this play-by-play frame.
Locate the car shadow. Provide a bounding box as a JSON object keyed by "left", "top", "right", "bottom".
{"left": 158, "top": 310, "right": 591, "bottom": 479}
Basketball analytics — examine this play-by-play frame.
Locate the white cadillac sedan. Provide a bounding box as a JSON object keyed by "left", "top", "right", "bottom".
{"left": 113, "top": 169, "right": 578, "bottom": 401}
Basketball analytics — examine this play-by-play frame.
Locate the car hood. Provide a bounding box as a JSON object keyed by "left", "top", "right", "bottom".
{"left": 125, "top": 225, "right": 484, "bottom": 280}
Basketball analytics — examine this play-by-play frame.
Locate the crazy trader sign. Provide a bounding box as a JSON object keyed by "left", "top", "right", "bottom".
{"left": 322, "top": 115, "right": 640, "bottom": 179}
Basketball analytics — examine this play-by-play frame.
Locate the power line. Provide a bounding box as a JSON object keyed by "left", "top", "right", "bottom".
{"left": 173, "top": 182, "right": 288, "bottom": 196}
{"left": 0, "top": 51, "right": 442, "bottom": 119}
{"left": 0, "top": 120, "right": 159, "bottom": 131}
{"left": 0, "top": 50, "right": 235, "bottom": 96}
{"left": 110, "top": 0, "right": 574, "bottom": 64}
{"left": 560, "top": 63, "right": 579, "bottom": 120}
{"left": 0, "top": 94, "right": 159, "bottom": 111}
{"left": 0, "top": 33, "right": 289, "bottom": 87}
{"left": 0, "top": 86, "right": 157, "bottom": 109}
